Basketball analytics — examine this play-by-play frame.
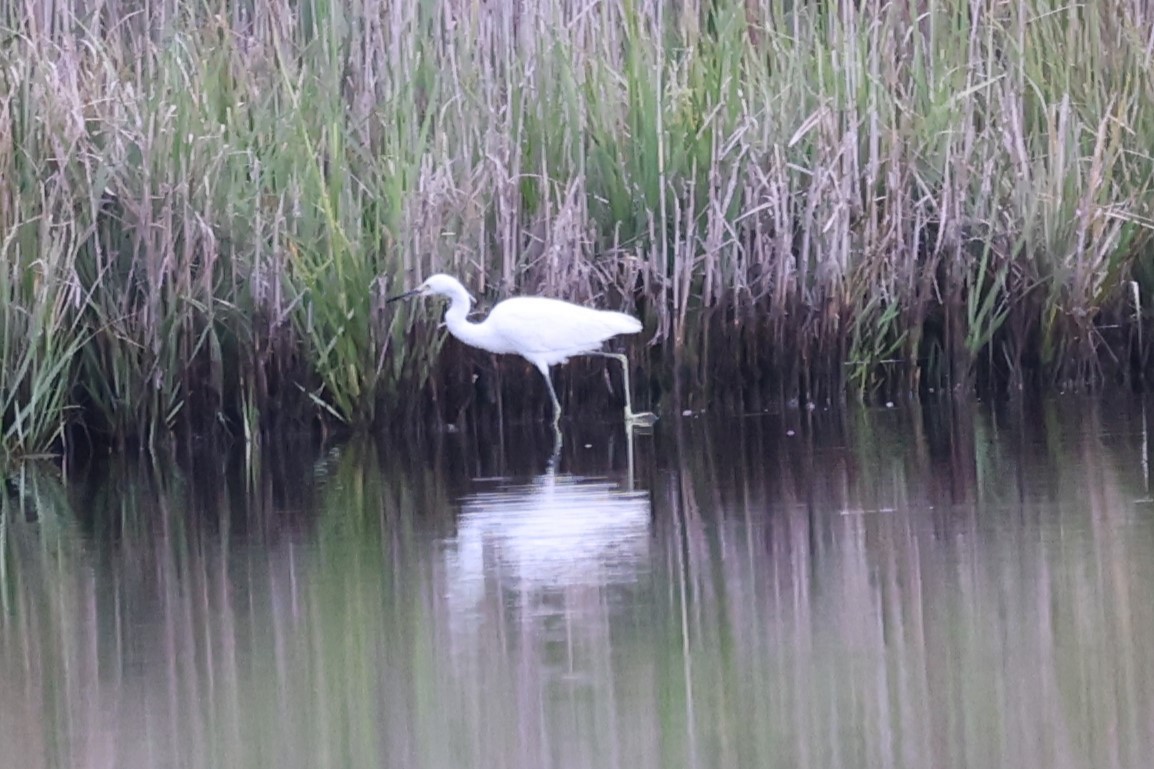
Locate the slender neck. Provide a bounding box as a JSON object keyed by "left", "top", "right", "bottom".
{"left": 441, "top": 286, "right": 499, "bottom": 353}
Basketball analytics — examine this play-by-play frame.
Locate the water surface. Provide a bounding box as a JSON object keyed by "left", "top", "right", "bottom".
{"left": 3, "top": 399, "right": 1154, "bottom": 769}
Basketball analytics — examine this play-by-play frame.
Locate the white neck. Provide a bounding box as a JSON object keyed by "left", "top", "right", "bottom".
{"left": 440, "top": 284, "right": 503, "bottom": 354}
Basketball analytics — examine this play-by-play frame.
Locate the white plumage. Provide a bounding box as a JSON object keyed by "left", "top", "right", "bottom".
{"left": 483, "top": 297, "right": 642, "bottom": 363}
{"left": 388, "top": 273, "right": 655, "bottom": 425}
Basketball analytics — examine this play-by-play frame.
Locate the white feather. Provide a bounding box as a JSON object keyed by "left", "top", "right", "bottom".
{"left": 397, "top": 273, "right": 654, "bottom": 424}
{"left": 485, "top": 297, "right": 642, "bottom": 365}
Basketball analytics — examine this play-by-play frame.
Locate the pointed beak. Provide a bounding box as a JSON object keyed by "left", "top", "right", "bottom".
{"left": 386, "top": 288, "right": 421, "bottom": 304}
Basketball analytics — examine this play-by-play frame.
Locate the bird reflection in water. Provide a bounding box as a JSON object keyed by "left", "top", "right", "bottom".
{"left": 440, "top": 427, "right": 653, "bottom": 642}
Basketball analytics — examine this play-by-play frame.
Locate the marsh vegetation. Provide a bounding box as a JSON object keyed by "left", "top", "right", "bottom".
{"left": 3, "top": 0, "right": 1154, "bottom": 457}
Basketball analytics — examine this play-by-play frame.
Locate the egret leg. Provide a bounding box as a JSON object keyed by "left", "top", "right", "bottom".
{"left": 589, "top": 352, "right": 657, "bottom": 426}
{"left": 535, "top": 362, "right": 563, "bottom": 425}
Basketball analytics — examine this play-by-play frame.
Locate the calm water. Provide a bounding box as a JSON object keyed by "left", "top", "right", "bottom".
{"left": 3, "top": 399, "right": 1154, "bottom": 769}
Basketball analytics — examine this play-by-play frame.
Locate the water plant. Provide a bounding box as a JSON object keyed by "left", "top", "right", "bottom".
{"left": 2, "top": 0, "right": 1154, "bottom": 458}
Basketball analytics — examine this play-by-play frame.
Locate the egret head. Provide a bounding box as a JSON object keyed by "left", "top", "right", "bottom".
{"left": 386, "top": 273, "right": 475, "bottom": 306}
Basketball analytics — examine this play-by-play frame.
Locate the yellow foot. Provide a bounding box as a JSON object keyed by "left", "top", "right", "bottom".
{"left": 625, "top": 409, "right": 658, "bottom": 428}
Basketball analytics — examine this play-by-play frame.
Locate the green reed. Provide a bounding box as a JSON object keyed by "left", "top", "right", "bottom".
{"left": 2, "top": 0, "right": 1154, "bottom": 458}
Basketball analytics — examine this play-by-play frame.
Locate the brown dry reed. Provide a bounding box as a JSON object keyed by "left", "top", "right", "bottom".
{"left": 2, "top": 0, "right": 1154, "bottom": 458}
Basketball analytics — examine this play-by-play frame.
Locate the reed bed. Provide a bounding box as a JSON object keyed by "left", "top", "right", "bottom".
{"left": 2, "top": 0, "right": 1154, "bottom": 457}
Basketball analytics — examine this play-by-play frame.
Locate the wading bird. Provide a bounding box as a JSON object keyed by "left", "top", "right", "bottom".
{"left": 387, "top": 274, "right": 656, "bottom": 426}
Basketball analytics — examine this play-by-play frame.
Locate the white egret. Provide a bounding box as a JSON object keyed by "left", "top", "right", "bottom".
{"left": 387, "top": 274, "right": 656, "bottom": 426}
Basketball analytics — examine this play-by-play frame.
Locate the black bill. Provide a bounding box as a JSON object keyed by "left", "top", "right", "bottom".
{"left": 385, "top": 288, "right": 421, "bottom": 303}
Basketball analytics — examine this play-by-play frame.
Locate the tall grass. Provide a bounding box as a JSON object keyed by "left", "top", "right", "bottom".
{"left": 2, "top": 0, "right": 1154, "bottom": 458}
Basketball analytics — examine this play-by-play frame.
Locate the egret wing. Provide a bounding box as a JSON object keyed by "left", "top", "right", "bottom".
{"left": 486, "top": 297, "right": 641, "bottom": 359}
